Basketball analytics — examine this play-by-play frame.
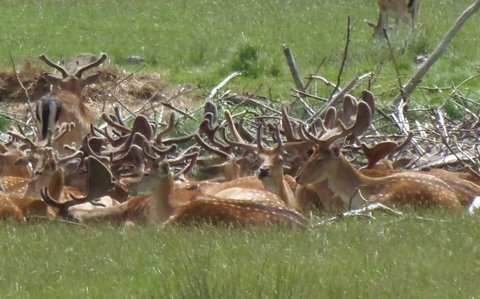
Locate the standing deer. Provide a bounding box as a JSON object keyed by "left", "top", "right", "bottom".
{"left": 367, "top": 0, "right": 420, "bottom": 39}
{"left": 36, "top": 53, "right": 107, "bottom": 151}
{"left": 295, "top": 92, "right": 480, "bottom": 210}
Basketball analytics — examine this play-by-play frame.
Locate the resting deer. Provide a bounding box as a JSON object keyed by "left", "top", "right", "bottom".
{"left": 367, "top": 0, "right": 420, "bottom": 39}
{"left": 295, "top": 92, "right": 480, "bottom": 210}
{"left": 40, "top": 142, "right": 305, "bottom": 226}
{"left": 36, "top": 53, "right": 107, "bottom": 151}
{"left": 40, "top": 155, "right": 121, "bottom": 220}
{"left": 193, "top": 110, "right": 263, "bottom": 181}
{"left": 136, "top": 159, "right": 306, "bottom": 227}
{"left": 0, "top": 143, "right": 32, "bottom": 178}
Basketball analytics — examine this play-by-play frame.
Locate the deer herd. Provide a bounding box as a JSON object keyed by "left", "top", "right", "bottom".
{"left": 0, "top": 2, "right": 474, "bottom": 226}
{"left": 1, "top": 45, "right": 480, "bottom": 228}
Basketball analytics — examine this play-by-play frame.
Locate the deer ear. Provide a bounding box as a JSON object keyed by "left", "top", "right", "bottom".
{"left": 43, "top": 73, "right": 63, "bottom": 86}
{"left": 83, "top": 71, "right": 102, "bottom": 86}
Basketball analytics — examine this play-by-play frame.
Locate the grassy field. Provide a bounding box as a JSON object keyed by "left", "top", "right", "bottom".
{"left": 1, "top": 0, "right": 480, "bottom": 100}
{"left": 1, "top": 213, "right": 480, "bottom": 298}
{"left": 2, "top": 1, "right": 480, "bottom": 298}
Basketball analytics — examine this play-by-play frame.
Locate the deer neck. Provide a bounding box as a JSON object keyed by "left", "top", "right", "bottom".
{"left": 326, "top": 155, "right": 369, "bottom": 209}
{"left": 149, "top": 174, "right": 175, "bottom": 224}
{"left": 224, "top": 160, "right": 241, "bottom": 181}
{"left": 261, "top": 168, "right": 298, "bottom": 210}
{"left": 25, "top": 170, "right": 58, "bottom": 199}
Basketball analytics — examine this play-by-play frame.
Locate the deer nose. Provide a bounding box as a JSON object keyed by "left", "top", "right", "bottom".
{"left": 258, "top": 168, "right": 270, "bottom": 179}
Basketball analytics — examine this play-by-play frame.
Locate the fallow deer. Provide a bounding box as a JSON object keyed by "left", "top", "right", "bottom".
{"left": 0, "top": 143, "right": 32, "bottom": 178}
{"left": 223, "top": 121, "right": 300, "bottom": 211}
{"left": 194, "top": 111, "right": 262, "bottom": 181}
{"left": 36, "top": 53, "right": 107, "bottom": 151}
{"left": 295, "top": 92, "right": 480, "bottom": 210}
{"left": 367, "top": 0, "right": 420, "bottom": 39}
{"left": 40, "top": 156, "right": 120, "bottom": 220}
{"left": 40, "top": 141, "right": 306, "bottom": 227}
{"left": 136, "top": 159, "right": 306, "bottom": 227}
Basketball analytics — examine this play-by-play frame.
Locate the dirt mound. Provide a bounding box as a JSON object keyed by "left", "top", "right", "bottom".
{"left": 0, "top": 62, "right": 199, "bottom": 125}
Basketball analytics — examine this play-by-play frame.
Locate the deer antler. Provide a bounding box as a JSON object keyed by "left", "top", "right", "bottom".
{"left": 301, "top": 99, "right": 372, "bottom": 148}
{"left": 110, "top": 144, "right": 147, "bottom": 177}
{"left": 281, "top": 103, "right": 301, "bottom": 142}
{"left": 194, "top": 133, "right": 231, "bottom": 160}
{"left": 7, "top": 129, "right": 37, "bottom": 152}
{"left": 102, "top": 114, "right": 132, "bottom": 134}
{"left": 41, "top": 156, "right": 116, "bottom": 218}
{"left": 143, "top": 144, "right": 198, "bottom": 179}
{"left": 170, "top": 148, "right": 200, "bottom": 179}
{"left": 44, "top": 122, "right": 75, "bottom": 147}
{"left": 38, "top": 54, "right": 69, "bottom": 78}
{"left": 225, "top": 111, "right": 255, "bottom": 142}
{"left": 74, "top": 53, "right": 108, "bottom": 78}
{"left": 204, "top": 101, "right": 217, "bottom": 125}
{"left": 155, "top": 113, "right": 177, "bottom": 142}
{"left": 198, "top": 115, "right": 230, "bottom": 152}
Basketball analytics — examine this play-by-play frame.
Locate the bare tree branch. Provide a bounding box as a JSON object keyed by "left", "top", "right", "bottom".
{"left": 393, "top": 0, "right": 480, "bottom": 105}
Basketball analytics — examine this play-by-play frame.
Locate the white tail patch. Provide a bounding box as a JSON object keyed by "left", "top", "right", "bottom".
{"left": 468, "top": 196, "right": 480, "bottom": 215}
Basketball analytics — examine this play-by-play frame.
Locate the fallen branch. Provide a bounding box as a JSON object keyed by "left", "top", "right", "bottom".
{"left": 283, "top": 44, "right": 306, "bottom": 95}
{"left": 314, "top": 202, "right": 404, "bottom": 226}
{"left": 206, "top": 71, "right": 242, "bottom": 101}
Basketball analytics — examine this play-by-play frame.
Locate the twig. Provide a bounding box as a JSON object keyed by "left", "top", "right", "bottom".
{"left": 292, "top": 94, "right": 315, "bottom": 117}
{"left": 434, "top": 108, "right": 449, "bottom": 143}
{"left": 101, "top": 64, "right": 146, "bottom": 112}
{"left": 25, "top": 215, "right": 91, "bottom": 228}
{"left": 291, "top": 89, "right": 328, "bottom": 102}
{"left": 161, "top": 102, "right": 196, "bottom": 121}
{"left": 0, "top": 112, "right": 31, "bottom": 128}
{"left": 306, "top": 73, "right": 372, "bottom": 124}
{"left": 453, "top": 136, "right": 478, "bottom": 165}
{"left": 304, "top": 57, "right": 327, "bottom": 90}
{"left": 8, "top": 50, "right": 36, "bottom": 123}
{"left": 109, "top": 93, "right": 136, "bottom": 117}
{"left": 206, "top": 71, "right": 242, "bottom": 101}
{"left": 308, "top": 75, "right": 337, "bottom": 89}
{"left": 448, "top": 73, "right": 480, "bottom": 98}
{"left": 314, "top": 202, "right": 403, "bottom": 226}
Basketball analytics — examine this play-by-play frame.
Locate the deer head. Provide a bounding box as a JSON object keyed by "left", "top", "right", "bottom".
{"left": 295, "top": 99, "right": 372, "bottom": 186}
{"left": 223, "top": 118, "right": 299, "bottom": 210}
{"left": 39, "top": 53, "right": 107, "bottom": 97}
{"left": 36, "top": 53, "right": 107, "bottom": 149}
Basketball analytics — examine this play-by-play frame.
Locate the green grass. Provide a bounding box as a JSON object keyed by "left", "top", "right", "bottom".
{"left": 2, "top": 2, "right": 480, "bottom": 298}
{"left": 1, "top": 213, "right": 480, "bottom": 298}
{"left": 1, "top": 0, "right": 479, "bottom": 100}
